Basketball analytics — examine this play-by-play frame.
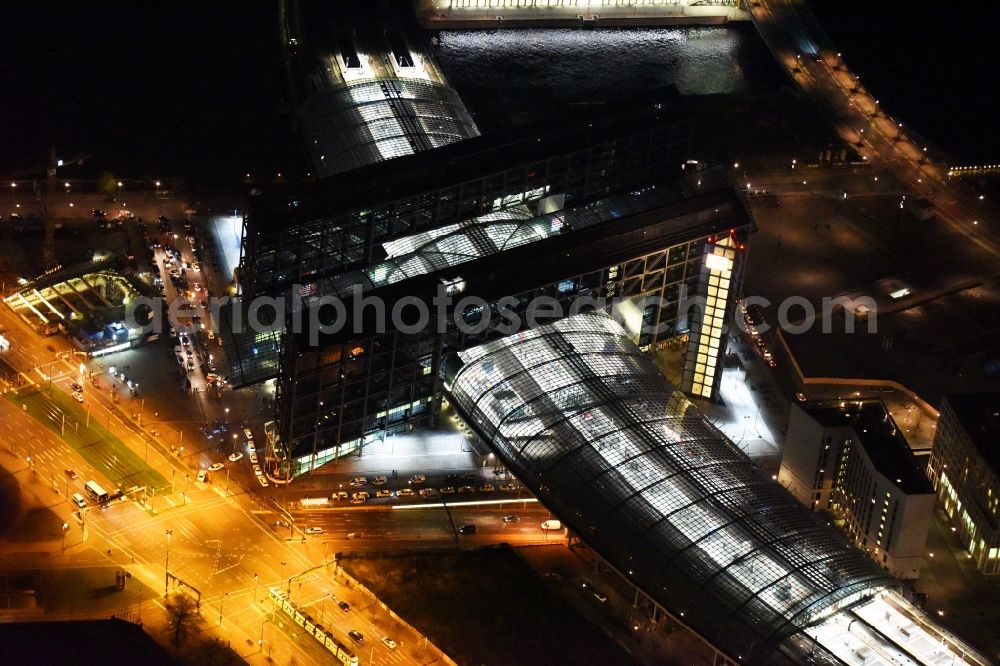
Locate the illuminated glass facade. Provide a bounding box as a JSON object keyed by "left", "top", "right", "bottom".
{"left": 299, "top": 78, "right": 479, "bottom": 178}
{"left": 278, "top": 185, "right": 751, "bottom": 473}
{"left": 289, "top": 0, "right": 480, "bottom": 179}
{"left": 446, "top": 312, "right": 895, "bottom": 662}
{"left": 236, "top": 92, "right": 755, "bottom": 471}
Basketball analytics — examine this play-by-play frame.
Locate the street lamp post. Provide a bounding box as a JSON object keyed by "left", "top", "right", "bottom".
{"left": 259, "top": 618, "right": 272, "bottom": 655}
{"left": 253, "top": 573, "right": 259, "bottom": 604}
{"left": 280, "top": 561, "right": 287, "bottom": 593}
{"left": 164, "top": 529, "right": 173, "bottom": 596}
{"left": 219, "top": 592, "right": 227, "bottom": 627}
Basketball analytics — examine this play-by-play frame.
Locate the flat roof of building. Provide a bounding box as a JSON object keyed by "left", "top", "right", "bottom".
{"left": 247, "top": 87, "right": 688, "bottom": 234}
{"left": 801, "top": 401, "right": 933, "bottom": 495}
{"left": 943, "top": 392, "right": 1000, "bottom": 475}
{"left": 294, "top": 182, "right": 749, "bottom": 344}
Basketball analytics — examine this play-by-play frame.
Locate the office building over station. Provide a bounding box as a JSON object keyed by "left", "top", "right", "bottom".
{"left": 230, "top": 92, "right": 752, "bottom": 476}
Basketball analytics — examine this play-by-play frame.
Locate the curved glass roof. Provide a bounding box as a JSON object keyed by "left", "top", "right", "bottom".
{"left": 447, "top": 313, "right": 895, "bottom": 661}
{"left": 311, "top": 183, "right": 685, "bottom": 300}
{"left": 299, "top": 77, "right": 479, "bottom": 178}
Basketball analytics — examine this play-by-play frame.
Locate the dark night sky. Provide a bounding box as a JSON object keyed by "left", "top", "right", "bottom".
{"left": 810, "top": 0, "right": 1000, "bottom": 165}
{"left": 0, "top": 1, "right": 299, "bottom": 182}
{"left": 0, "top": 1, "right": 995, "bottom": 182}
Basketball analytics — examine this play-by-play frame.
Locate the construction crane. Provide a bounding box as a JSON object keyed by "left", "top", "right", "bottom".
{"left": 1, "top": 148, "right": 89, "bottom": 269}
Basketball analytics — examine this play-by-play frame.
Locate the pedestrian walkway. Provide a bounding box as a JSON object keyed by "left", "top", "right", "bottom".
{"left": 332, "top": 430, "right": 478, "bottom": 477}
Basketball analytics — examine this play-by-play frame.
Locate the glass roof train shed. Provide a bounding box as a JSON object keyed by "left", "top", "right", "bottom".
{"left": 445, "top": 312, "right": 896, "bottom": 663}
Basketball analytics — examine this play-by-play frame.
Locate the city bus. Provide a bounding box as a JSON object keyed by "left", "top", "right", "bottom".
{"left": 85, "top": 480, "right": 109, "bottom": 503}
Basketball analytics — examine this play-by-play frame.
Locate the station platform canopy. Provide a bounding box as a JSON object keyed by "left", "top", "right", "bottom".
{"left": 445, "top": 312, "right": 896, "bottom": 662}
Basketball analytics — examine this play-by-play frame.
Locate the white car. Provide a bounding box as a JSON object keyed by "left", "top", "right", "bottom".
{"left": 257, "top": 476, "right": 269, "bottom": 488}
{"left": 72, "top": 391, "right": 84, "bottom": 403}
{"left": 197, "top": 469, "right": 208, "bottom": 482}
{"left": 397, "top": 488, "right": 414, "bottom": 498}
{"left": 349, "top": 477, "right": 367, "bottom": 487}
{"left": 208, "top": 462, "right": 224, "bottom": 472}
{"left": 372, "top": 476, "right": 388, "bottom": 486}
{"left": 408, "top": 474, "right": 426, "bottom": 484}
{"left": 253, "top": 464, "right": 263, "bottom": 476}
{"left": 381, "top": 637, "right": 397, "bottom": 650}
{"left": 228, "top": 452, "right": 243, "bottom": 462}
{"left": 304, "top": 527, "right": 323, "bottom": 535}
{"left": 375, "top": 489, "right": 392, "bottom": 498}
{"left": 247, "top": 442, "right": 256, "bottom": 453}
{"left": 243, "top": 427, "right": 253, "bottom": 441}
{"left": 249, "top": 452, "right": 258, "bottom": 465}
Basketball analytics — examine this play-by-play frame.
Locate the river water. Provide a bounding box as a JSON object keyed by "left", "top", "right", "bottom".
{"left": 1, "top": 4, "right": 990, "bottom": 180}
{"left": 436, "top": 10, "right": 998, "bottom": 167}
{"left": 436, "top": 24, "right": 785, "bottom": 118}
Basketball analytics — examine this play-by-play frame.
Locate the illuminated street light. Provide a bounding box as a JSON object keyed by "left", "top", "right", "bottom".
{"left": 219, "top": 591, "right": 228, "bottom": 626}
{"left": 164, "top": 529, "right": 173, "bottom": 595}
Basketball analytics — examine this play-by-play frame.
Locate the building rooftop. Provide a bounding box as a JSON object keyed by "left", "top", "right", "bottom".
{"left": 294, "top": 182, "right": 748, "bottom": 344}
{"left": 246, "top": 87, "right": 688, "bottom": 235}
{"left": 445, "top": 312, "right": 894, "bottom": 663}
{"left": 291, "top": 0, "right": 479, "bottom": 178}
{"left": 943, "top": 392, "right": 1000, "bottom": 476}
{"left": 802, "top": 401, "right": 933, "bottom": 495}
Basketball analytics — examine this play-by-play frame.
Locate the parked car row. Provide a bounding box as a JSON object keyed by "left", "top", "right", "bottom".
{"left": 333, "top": 478, "right": 520, "bottom": 503}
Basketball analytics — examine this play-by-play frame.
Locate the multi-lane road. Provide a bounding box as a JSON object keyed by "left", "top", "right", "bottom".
{"left": 750, "top": 0, "right": 1000, "bottom": 256}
